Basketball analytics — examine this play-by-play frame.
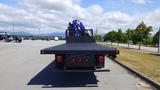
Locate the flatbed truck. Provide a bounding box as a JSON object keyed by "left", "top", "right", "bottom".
{"left": 40, "top": 29, "right": 119, "bottom": 72}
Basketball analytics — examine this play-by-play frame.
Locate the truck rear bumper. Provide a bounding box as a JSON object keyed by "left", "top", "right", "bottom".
{"left": 52, "top": 67, "right": 110, "bottom": 72}
{"left": 52, "top": 61, "right": 107, "bottom": 72}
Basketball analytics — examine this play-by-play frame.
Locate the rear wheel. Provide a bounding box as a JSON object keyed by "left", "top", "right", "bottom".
{"left": 18, "top": 39, "right": 22, "bottom": 43}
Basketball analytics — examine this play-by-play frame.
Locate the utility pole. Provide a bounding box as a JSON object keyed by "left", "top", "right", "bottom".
{"left": 158, "top": 27, "right": 160, "bottom": 53}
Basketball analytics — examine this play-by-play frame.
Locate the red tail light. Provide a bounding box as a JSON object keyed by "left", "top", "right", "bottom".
{"left": 56, "top": 56, "right": 63, "bottom": 63}
{"left": 98, "top": 56, "right": 104, "bottom": 63}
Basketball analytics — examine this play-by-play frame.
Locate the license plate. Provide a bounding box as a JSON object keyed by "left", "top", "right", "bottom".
{"left": 66, "top": 54, "right": 94, "bottom": 67}
{"left": 71, "top": 56, "right": 89, "bottom": 63}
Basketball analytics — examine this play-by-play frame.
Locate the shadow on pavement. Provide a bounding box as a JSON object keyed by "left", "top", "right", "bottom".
{"left": 27, "top": 62, "right": 99, "bottom": 88}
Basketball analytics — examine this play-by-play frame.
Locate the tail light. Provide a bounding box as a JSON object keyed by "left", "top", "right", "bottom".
{"left": 56, "top": 55, "right": 63, "bottom": 63}
{"left": 98, "top": 56, "right": 104, "bottom": 63}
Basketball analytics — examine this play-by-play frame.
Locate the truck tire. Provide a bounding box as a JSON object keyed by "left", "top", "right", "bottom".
{"left": 18, "top": 39, "right": 22, "bottom": 43}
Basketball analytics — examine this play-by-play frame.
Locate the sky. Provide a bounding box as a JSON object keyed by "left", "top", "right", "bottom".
{"left": 0, "top": 0, "right": 160, "bottom": 34}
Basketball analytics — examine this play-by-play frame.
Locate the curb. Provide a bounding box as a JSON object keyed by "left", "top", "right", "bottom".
{"left": 113, "top": 59, "right": 160, "bottom": 90}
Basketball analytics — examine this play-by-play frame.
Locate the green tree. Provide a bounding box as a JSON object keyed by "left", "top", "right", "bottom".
{"left": 134, "top": 21, "right": 152, "bottom": 50}
{"left": 152, "top": 31, "right": 159, "bottom": 45}
{"left": 126, "top": 29, "right": 134, "bottom": 48}
{"left": 122, "top": 32, "right": 127, "bottom": 43}
{"left": 104, "top": 30, "right": 118, "bottom": 44}
{"left": 142, "top": 35, "right": 153, "bottom": 45}
{"left": 117, "top": 28, "right": 123, "bottom": 45}
{"left": 94, "top": 34, "right": 102, "bottom": 42}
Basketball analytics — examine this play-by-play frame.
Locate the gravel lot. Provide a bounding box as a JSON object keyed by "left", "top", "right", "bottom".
{"left": 0, "top": 40, "right": 154, "bottom": 90}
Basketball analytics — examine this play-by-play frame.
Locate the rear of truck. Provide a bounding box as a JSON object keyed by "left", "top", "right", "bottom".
{"left": 54, "top": 52, "right": 105, "bottom": 70}
{"left": 41, "top": 29, "right": 119, "bottom": 71}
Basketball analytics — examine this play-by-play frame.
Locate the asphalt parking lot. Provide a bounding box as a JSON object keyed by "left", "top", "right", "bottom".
{"left": 0, "top": 40, "right": 155, "bottom": 90}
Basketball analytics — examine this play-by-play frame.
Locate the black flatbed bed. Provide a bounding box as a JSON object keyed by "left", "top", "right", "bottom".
{"left": 41, "top": 43, "right": 117, "bottom": 54}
